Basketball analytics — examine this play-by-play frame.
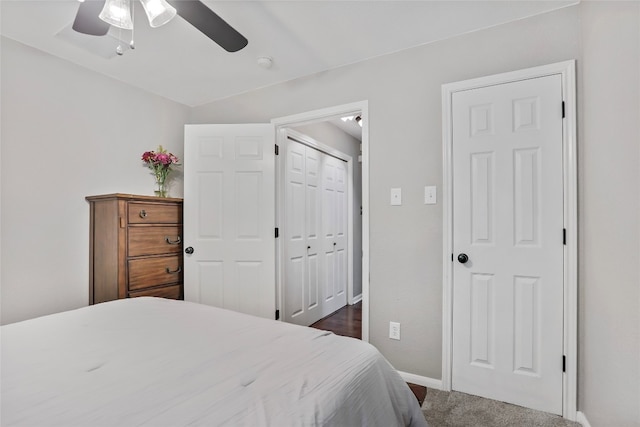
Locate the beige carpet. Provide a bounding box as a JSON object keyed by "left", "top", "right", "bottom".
{"left": 422, "top": 389, "right": 580, "bottom": 427}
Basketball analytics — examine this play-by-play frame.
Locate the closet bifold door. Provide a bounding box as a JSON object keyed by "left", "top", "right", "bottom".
{"left": 284, "top": 139, "right": 321, "bottom": 326}
{"left": 320, "top": 154, "right": 347, "bottom": 318}
{"left": 283, "top": 137, "right": 348, "bottom": 326}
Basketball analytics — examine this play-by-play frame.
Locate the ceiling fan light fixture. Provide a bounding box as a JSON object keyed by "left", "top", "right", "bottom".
{"left": 140, "top": 0, "right": 176, "bottom": 28}
{"left": 73, "top": 0, "right": 248, "bottom": 53}
{"left": 99, "top": 0, "right": 133, "bottom": 30}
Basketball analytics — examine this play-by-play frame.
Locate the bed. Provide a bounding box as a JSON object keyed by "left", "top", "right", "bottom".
{"left": 1, "top": 297, "right": 428, "bottom": 426}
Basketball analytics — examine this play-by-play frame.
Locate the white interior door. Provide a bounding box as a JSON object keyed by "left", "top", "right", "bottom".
{"left": 283, "top": 139, "right": 322, "bottom": 325}
{"left": 183, "top": 124, "right": 276, "bottom": 320}
{"left": 321, "top": 154, "right": 348, "bottom": 318}
{"left": 452, "top": 75, "right": 564, "bottom": 414}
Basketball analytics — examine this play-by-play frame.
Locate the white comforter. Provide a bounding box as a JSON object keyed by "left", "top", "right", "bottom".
{"left": 1, "top": 298, "right": 427, "bottom": 426}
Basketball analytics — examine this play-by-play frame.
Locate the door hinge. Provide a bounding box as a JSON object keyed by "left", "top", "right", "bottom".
{"left": 275, "top": 144, "right": 279, "bottom": 155}
{"left": 562, "top": 101, "right": 565, "bottom": 119}
{"left": 563, "top": 355, "right": 566, "bottom": 372}
{"left": 451, "top": 253, "right": 454, "bottom": 262}
{"left": 275, "top": 227, "right": 279, "bottom": 238}
{"left": 563, "top": 228, "right": 567, "bottom": 245}
{"left": 275, "top": 309, "right": 280, "bottom": 320}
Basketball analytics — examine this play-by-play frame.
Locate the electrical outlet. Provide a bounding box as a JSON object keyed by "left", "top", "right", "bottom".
{"left": 389, "top": 322, "right": 401, "bottom": 340}
{"left": 390, "top": 188, "right": 402, "bottom": 206}
{"left": 424, "top": 186, "right": 437, "bottom": 205}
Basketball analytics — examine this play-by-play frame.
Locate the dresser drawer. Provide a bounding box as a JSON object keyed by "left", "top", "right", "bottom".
{"left": 128, "top": 256, "right": 182, "bottom": 290}
{"left": 128, "top": 202, "right": 182, "bottom": 224}
{"left": 128, "top": 284, "right": 183, "bottom": 300}
{"left": 128, "top": 226, "right": 182, "bottom": 257}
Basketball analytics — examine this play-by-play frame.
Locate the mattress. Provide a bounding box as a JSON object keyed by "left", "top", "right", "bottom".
{"left": 1, "top": 297, "right": 428, "bottom": 426}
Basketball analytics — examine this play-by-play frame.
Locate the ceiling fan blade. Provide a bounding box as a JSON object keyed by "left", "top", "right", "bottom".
{"left": 72, "top": 0, "right": 110, "bottom": 36}
{"left": 168, "top": 0, "right": 248, "bottom": 52}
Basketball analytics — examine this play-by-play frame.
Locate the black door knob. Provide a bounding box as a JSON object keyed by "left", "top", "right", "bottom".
{"left": 185, "top": 246, "right": 194, "bottom": 255}
{"left": 457, "top": 253, "right": 469, "bottom": 264}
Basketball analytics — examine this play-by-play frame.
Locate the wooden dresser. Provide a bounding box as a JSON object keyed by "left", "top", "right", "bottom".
{"left": 86, "top": 193, "right": 184, "bottom": 304}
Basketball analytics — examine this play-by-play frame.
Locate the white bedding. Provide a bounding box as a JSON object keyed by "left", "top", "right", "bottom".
{"left": 1, "top": 298, "right": 427, "bottom": 426}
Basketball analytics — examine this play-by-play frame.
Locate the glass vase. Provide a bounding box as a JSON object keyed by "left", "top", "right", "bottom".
{"left": 154, "top": 176, "right": 168, "bottom": 198}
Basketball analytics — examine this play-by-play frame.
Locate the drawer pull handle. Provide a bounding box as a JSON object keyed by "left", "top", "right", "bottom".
{"left": 166, "top": 266, "right": 182, "bottom": 274}
{"left": 139, "top": 210, "right": 147, "bottom": 219}
{"left": 165, "top": 236, "right": 182, "bottom": 245}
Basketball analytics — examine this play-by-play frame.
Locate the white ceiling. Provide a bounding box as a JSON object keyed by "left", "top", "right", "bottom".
{"left": 1, "top": 1, "right": 576, "bottom": 107}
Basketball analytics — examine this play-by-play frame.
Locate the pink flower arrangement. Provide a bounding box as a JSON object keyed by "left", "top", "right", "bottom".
{"left": 142, "top": 145, "right": 180, "bottom": 197}
{"left": 142, "top": 146, "right": 179, "bottom": 167}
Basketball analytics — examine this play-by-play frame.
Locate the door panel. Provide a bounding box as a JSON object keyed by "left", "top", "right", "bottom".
{"left": 184, "top": 124, "right": 275, "bottom": 320}
{"left": 334, "top": 159, "right": 347, "bottom": 305}
{"left": 470, "top": 152, "right": 493, "bottom": 244}
{"left": 514, "top": 148, "right": 541, "bottom": 246}
{"left": 452, "top": 75, "right": 564, "bottom": 414}
{"left": 284, "top": 139, "right": 305, "bottom": 320}
{"left": 322, "top": 155, "right": 336, "bottom": 306}
{"left": 305, "top": 147, "right": 321, "bottom": 314}
{"left": 283, "top": 139, "right": 323, "bottom": 325}
{"left": 321, "top": 154, "right": 348, "bottom": 317}
{"left": 469, "top": 273, "right": 493, "bottom": 368}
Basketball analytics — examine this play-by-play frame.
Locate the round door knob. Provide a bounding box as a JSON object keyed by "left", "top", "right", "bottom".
{"left": 457, "top": 253, "right": 469, "bottom": 264}
{"left": 185, "top": 246, "right": 194, "bottom": 255}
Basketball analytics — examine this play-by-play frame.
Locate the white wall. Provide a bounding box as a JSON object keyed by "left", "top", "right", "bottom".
{"left": 578, "top": 3, "right": 640, "bottom": 426}
{"left": 290, "top": 121, "right": 363, "bottom": 298}
{"left": 0, "top": 37, "right": 190, "bottom": 325}
{"left": 190, "top": 6, "right": 581, "bottom": 379}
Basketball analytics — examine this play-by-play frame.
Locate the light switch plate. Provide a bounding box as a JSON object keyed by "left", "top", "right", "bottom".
{"left": 390, "top": 188, "right": 402, "bottom": 206}
{"left": 424, "top": 186, "right": 437, "bottom": 205}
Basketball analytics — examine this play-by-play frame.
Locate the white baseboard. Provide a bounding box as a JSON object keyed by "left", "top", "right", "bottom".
{"left": 576, "top": 411, "right": 591, "bottom": 427}
{"left": 398, "top": 371, "right": 443, "bottom": 390}
{"left": 350, "top": 294, "right": 362, "bottom": 305}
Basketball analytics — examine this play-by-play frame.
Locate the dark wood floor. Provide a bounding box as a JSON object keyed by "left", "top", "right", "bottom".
{"left": 310, "top": 303, "right": 427, "bottom": 406}
{"left": 310, "top": 302, "right": 362, "bottom": 339}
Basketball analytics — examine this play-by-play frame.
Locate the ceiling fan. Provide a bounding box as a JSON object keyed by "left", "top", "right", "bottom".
{"left": 72, "top": 0, "right": 248, "bottom": 53}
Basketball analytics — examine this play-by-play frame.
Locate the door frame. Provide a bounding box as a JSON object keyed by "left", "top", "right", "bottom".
{"left": 272, "top": 101, "right": 370, "bottom": 341}
{"left": 441, "top": 61, "right": 577, "bottom": 420}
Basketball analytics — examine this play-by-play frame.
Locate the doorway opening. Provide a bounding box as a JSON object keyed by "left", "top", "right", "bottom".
{"left": 272, "top": 101, "right": 370, "bottom": 341}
